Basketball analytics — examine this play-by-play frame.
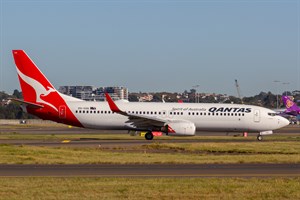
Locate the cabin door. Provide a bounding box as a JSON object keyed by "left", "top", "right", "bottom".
{"left": 254, "top": 110, "right": 260, "bottom": 122}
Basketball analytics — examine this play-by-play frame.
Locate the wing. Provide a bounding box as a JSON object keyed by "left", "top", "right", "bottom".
{"left": 105, "top": 93, "right": 166, "bottom": 129}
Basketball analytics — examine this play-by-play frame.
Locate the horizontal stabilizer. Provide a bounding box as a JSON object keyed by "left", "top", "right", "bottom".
{"left": 9, "top": 98, "right": 44, "bottom": 109}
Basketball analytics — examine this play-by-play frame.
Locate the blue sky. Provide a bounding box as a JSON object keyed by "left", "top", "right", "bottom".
{"left": 0, "top": 0, "right": 299, "bottom": 96}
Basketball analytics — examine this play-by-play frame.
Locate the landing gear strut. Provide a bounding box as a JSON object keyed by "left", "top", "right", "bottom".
{"left": 257, "top": 135, "right": 263, "bottom": 141}
{"left": 145, "top": 131, "right": 154, "bottom": 140}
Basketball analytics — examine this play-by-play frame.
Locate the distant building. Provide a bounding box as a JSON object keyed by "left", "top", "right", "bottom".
{"left": 138, "top": 94, "right": 153, "bottom": 102}
{"left": 292, "top": 90, "right": 300, "bottom": 96}
{"left": 58, "top": 86, "right": 128, "bottom": 101}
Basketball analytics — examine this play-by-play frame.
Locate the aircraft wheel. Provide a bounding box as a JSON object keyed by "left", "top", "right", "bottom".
{"left": 145, "top": 132, "right": 154, "bottom": 140}
{"left": 257, "top": 135, "right": 263, "bottom": 141}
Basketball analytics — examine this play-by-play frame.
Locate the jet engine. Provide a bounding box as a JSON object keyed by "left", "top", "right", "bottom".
{"left": 165, "top": 121, "right": 196, "bottom": 136}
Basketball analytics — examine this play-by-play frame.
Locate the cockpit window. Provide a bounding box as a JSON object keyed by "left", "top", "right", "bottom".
{"left": 268, "top": 113, "right": 276, "bottom": 116}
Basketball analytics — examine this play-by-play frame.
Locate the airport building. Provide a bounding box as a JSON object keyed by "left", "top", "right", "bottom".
{"left": 58, "top": 86, "right": 128, "bottom": 101}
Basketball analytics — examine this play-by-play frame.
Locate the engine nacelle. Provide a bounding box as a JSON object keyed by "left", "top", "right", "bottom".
{"left": 166, "top": 122, "right": 196, "bottom": 136}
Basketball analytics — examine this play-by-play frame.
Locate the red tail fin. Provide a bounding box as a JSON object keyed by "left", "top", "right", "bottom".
{"left": 13, "top": 50, "right": 56, "bottom": 104}
{"left": 12, "top": 50, "right": 82, "bottom": 127}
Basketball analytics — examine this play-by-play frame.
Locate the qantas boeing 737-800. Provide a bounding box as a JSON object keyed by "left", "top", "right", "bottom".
{"left": 11, "top": 50, "right": 289, "bottom": 141}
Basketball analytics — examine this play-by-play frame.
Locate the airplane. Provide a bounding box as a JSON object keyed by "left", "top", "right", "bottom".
{"left": 281, "top": 96, "right": 300, "bottom": 116}
{"left": 11, "top": 50, "right": 289, "bottom": 141}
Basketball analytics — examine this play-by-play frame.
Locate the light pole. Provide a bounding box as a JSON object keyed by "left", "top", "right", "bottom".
{"left": 274, "top": 80, "right": 280, "bottom": 109}
{"left": 282, "top": 82, "right": 290, "bottom": 96}
{"left": 193, "top": 85, "right": 200, "bottom": 103}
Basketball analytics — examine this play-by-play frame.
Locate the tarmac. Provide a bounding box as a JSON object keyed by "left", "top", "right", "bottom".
{"left": 0, "top": 164, "right": 299, "bottom": 177}
{"left": 0, "top": 124, "right": 299, "bottom": 178}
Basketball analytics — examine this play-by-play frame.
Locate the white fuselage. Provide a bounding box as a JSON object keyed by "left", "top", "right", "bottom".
{"left": 66, "top": 101, "right": 289, "bottom": 133}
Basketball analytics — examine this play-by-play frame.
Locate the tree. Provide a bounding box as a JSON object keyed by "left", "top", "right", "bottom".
{"left": 12, "top": 89, "right": 22, "bottom": 99}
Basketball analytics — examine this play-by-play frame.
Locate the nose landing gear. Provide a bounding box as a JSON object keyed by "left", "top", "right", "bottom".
{"left": 257, "top": 130, "right": 273, "bottom": 141}
{"left": 257, "top": 135, "right": 263, "bottom": 141}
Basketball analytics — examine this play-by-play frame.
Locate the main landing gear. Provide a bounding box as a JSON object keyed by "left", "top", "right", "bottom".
{"left": 145, "top": 131, "right": 154, "bottom": 140}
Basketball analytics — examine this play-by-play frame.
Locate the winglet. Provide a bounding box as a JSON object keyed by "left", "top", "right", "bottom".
{"left": 105, "top": 93, "right": 122, "bottom": 113}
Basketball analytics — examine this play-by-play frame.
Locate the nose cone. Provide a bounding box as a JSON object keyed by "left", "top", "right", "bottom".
{"left": 278, "top": 116, "right": 290, "bottom": 129}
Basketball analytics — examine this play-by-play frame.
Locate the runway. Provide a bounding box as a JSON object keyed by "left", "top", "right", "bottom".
{"left": 1, "top": 124, "right": 299, "bottom": 148}
{"left": 1, "top": 124, "right": 300, "bottom": 135}
{"left": 0, "top": 164, "right": 299, "bottom": 177}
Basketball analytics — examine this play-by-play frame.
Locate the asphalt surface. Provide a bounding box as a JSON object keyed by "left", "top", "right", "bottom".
{"left": 1, "top": 124, "right": 299, "bottom": 148}
{"left": 0, "top": 164, "right": 299, "bottom": 177}
{"left": 1, "top": 124, "right": 300, "bottom": 135}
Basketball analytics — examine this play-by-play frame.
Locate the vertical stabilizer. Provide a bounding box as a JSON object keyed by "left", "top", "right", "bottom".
{"left": 12, "top": 50, "right": 82, "bottom": 127}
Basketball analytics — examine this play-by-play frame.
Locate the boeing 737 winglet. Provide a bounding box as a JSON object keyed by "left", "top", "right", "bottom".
{"left": 12, "top": 50, "right": 289, "bottom": 141}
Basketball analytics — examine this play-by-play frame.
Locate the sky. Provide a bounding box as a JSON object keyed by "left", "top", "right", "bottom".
{"left": 0, "top": 0, "right": 299, "bottom": 97}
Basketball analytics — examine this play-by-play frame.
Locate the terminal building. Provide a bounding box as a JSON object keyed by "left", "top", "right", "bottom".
{"left": 58, "top": 86, "right": 128, "bottom": 101}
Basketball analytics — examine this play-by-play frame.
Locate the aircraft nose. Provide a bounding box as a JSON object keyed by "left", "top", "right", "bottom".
{"left": 278, "top": 116, "right": 290, "bottom": 128}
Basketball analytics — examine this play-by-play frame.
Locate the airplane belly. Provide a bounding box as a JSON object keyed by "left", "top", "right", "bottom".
{"left": 195, "top": 117, "right": 249, "bottom": 132}
{"left": 75, "top": 114, "right": 128, "bottom": 130}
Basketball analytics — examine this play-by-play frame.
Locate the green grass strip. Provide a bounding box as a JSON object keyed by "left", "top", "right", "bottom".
{"left": 0, "top": 177, "right": 299, "bottom": 200}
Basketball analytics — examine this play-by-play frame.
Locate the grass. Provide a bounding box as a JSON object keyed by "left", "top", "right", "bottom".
{"left": 143, "top": 141, "right": 300, "bottom": 154}
{"left": 0, "top": 177, "right": 299, "bottom": 200}
{"left": 0, "top": 141, "right": 300, "bottom": 164}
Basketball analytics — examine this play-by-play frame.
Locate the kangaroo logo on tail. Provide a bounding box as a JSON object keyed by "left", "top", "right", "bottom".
{"left": 16, "top": 67, "right": 58, "bottom": 112}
